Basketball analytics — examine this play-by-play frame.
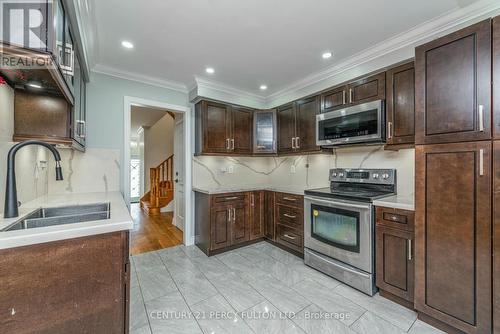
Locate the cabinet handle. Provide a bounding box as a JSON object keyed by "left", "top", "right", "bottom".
{"left": 283, "top": 213, "right": 296, "bottom": 219}
{"left": 342, "top": 90, "right": 346, "bottom": 105}
{"left": 387, "top": 122, "right": 392, "bottom": 140}
{"left": 228, "top": 208, "right": 231, "bottom": 223}
{"left": 349, "top": 88, "right": 353, "bottom": 103}
{"left": 251, "top": 194, "right": 254, "bottom": 207}
{"left": 226, "top": 138, "right": 230, "bottom": 150}
{"left": 479, "top": 149, "right": 484, "bottom": 176}
{"left": 478, "top": 105, "right": 484, "bottom": 132}
{"left": 284, "top": 234, "right": 296, "bottom": 240}
{"left": 76, "top": 120, "right": 86, "bottom": 139}
{"left": 231, "top": 139, "right": 235, "bottom": 150}
{"left": 223, "top": 196, "right": 239, "bottom": 201}
{"left": 232, "top": 208, "right": 236, "bottom": 222}
{"left": 283, "top": 197, "right": 297, "bottom": 201}
{"left": 292, "top": 137, "right": 296, "bottom": 149}
{"left": 296, "top": 137, "right": 300, "bottom": 149}
{"left": 408, "top": 239, "right": 412, "bottom": 261}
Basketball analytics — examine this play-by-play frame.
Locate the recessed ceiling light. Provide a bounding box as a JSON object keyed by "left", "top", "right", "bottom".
{"left": 121, "top": 40, "right": 134, "bottom": 49}
{"left": 259, "top": 85, "right": 268, "bottom": 90}
{"left": 205, "top": 67, "right": 215, "bottom": 74}
{"left": 322, "top": 52, "right": 333, "bottom": 59}
{"left": 27, "top": 81, "right": 42, "bottom": 89}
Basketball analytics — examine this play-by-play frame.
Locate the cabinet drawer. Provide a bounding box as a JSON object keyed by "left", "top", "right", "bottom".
{"left": 275, "top": 192, "right": 303, "bottom": 207}
{"left": 276, "top": 204, "right": 303, "bottom": 229}
{"left": 376, "top": 207, "right": 414, "bottom": 231}
{"left": 212, "top": 193, "right": 247, "bottom": 205}
{"left": 276, "top": 224, "right": 303, "bottom": 253}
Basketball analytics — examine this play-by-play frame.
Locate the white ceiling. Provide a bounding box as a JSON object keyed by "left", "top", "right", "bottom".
{"left": 89, "top": 0, "right": 481, "bottom": 96}
{"left": 130, "top": 106, "right": 167, "bottom": 136}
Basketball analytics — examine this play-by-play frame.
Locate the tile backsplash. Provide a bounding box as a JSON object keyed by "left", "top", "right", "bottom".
{"left": 193, "top": 146, "right": 414, "bottom": 197}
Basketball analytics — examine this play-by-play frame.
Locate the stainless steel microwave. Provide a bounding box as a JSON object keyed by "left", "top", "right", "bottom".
{"left": 316, "top": 100, "right": 385, "bottom": 146}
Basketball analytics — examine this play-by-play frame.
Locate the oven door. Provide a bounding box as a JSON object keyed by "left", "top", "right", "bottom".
{"left": 316, "top": 99, "right": 384, "bottom": 146}
{"left": 304, "top": 195, "right": 373, "bottom": 273}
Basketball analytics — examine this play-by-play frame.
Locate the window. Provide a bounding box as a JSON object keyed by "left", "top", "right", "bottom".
{"left": 130, "top": 159, "right": 141, "bottom": 201}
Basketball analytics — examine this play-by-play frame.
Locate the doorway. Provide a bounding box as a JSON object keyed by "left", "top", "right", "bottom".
{"left": 123, "top": 96, "right": 192, "bottom": 254}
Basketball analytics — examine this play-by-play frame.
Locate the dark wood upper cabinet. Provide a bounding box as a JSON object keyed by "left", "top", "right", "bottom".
{"left": 296, "top": 96, "right": 321, "bottom": 152}
{"left": 494, "top": 17, "right": 500, "bottom": 138}
{"left": 277, "top": 103, "right": 296, "bottom": 154}
{"left": 249, "top": 191, "right": 265, "bottom": 240}
{"left": 415, "top": 141, "right": 491, "bottom": 334}
{"left": 278, "top": 97, "right": 321, "bottom": 154}
{"left": 253, "top": 110, "right": 277, "bottom": 155}
{"left": 415, "top": 19, "right": 492, "bottom": 145}
{"left": 348, "top": 72, "right": 386, "bottom": 105}
{"left": 200, "top": 101, "right": 231, "bottom": 154}
{"left": 231, "top": 106, "right": 253, "bottom": 154}
{"left": 321, "top": 85, "right": 348, "bottom": 113}
{"left": 386, "top": 62, "right": 415, "bottom": 146}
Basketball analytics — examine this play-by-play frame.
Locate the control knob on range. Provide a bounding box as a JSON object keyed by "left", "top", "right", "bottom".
{"left": 372, "top": 173, "right": 379, "bottom": 179}
{"left": 382, "top": 173, "right": 390, "bottom": 179}
{"left": 332, "top": 172, "right": 337, "bottom": 177}
{"left": 339, "top": 173, "right": 345, "bottom": 177}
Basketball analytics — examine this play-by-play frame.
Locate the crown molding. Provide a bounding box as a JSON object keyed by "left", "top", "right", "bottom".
{"left": 192, "top": 76, "right": 267, "bottom": 109}
{"left": 92, "top": 64, "right": 189, "bottom": 94}
{"left": 265, "top": 0, "right": 500, "bottom": 107}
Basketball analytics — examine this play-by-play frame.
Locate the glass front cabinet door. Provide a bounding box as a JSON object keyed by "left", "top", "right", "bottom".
{"left": 253, "top": 110, "right": 277, "bottom": 154}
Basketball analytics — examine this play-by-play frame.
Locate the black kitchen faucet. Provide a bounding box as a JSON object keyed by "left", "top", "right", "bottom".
{"left": 4, "top": 140, "right": 63, "bottom": 218}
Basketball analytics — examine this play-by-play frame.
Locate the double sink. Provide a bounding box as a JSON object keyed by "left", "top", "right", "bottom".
{"left": 2, "top": 202, "right": 111, "bottom": 232}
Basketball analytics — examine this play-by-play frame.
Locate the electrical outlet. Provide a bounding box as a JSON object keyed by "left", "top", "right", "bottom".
{"left": 290, "top": 165, "right": 296, "bottom": 174}
{"left": 228, "top": 165, "right": 234, "bottom": 174}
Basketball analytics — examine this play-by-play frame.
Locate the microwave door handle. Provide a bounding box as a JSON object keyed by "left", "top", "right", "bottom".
{"left": 305, "top": 196, "right": 371, "bottom": 210}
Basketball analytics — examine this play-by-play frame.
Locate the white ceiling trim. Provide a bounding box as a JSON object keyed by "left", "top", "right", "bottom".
{"left": 265, "top": 0, "right": 500, "bottom": 105}
{"left": 92, "top": 64, "right": 189, "bottom": 94}
{"left": 192, "top": 76, "right": 267, "bottom": 108}
{"left": 79, "top": 0, "right": 500, "bottom": 108}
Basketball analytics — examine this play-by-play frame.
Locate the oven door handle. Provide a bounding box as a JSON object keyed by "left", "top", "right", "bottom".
{"left": 305, "top": 196, "right": 371, "bottom": 210}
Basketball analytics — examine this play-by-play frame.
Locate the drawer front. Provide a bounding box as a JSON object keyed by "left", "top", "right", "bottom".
{"left": 275, "top": 192, "right": 303, "bottom": 208}
{"left": 276, "top": 224, "right": 303, "bottom": 253}
{"left": 276, "top": 204, "right": 303, "bottom": 229}
{"left": 376, "top": 207, "right": 414, "bottom": 231}
{"left": 212, "top": 193, "right": 247, "bottom": 205}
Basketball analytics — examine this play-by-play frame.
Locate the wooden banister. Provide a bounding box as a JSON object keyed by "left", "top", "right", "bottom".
{"left": 149, "top": 155, "right": 174, "bottom": 207}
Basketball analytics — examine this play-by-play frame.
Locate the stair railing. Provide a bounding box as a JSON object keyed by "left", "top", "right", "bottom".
{"left": 149, "top": 155, "right": 174, "bottom": 207}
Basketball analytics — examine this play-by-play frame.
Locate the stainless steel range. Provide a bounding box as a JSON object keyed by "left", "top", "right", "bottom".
{"left": 304, "top": 168, "right": 396, "bottom": 295}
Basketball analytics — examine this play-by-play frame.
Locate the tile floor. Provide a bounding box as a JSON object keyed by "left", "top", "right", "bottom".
{"left": 130, "top": 241, "right": 444, "bottom": 334}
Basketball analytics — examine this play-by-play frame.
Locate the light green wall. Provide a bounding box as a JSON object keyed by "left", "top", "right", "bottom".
{"left": 86, "top": 72, "right": 189, "bottom": 193}
{"left": 86, "top": 71, "right": 188, "bottom": 150}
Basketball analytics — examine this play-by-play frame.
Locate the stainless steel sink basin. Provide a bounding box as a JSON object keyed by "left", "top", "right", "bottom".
{"left": 2, "top": 202, "right": 111, "bottom": 231}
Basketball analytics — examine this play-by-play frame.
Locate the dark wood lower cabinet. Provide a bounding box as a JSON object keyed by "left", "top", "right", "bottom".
{"left": 375, "top": 223, "right": 414, "bottom": 306}
{"left": 415, "top": 142, "right": 492, "bottom": 334}
{"left": 195, "top": 190, "right": 303, "bottom": 256}
{"left": 0, "top": 231, "right": 130, "bottom": 334}
{"left": 231, "top": 201, "right": 250, "bottom": 245}
{"left": 250, "top": 191, "right": 265, "bottom": 240}
{"left": 264, "top": 191, "right": 275, "bottom": 240}
{"left": 493, "top": 141, "right": 500, "bottom": 334}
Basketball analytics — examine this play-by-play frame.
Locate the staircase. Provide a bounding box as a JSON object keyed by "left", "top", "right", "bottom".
{"left": 140, "top": 155, "right": 174, "bottom": 216}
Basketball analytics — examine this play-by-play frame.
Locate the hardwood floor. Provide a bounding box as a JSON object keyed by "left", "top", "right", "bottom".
{"left": 130, "top": 203, "right": 183, "bottom": 255}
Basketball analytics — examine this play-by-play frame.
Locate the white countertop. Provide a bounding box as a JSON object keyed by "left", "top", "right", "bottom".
{"left": 373, "top": 195, "right": 414, "bottom": 211}
{"left": 193, "top": 186, "right": 312, "bottom": 196}
{"left": 0, "top": 192, "right": 133, "bottom": 250}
